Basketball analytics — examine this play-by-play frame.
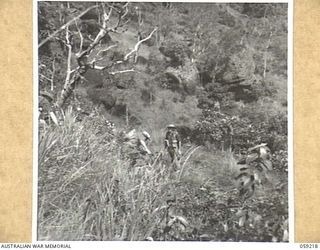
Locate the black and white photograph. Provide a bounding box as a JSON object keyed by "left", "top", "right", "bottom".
{"left": 36, "top": 1, "right": 291, "bottom": 242}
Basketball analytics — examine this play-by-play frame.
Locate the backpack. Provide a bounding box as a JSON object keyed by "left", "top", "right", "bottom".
{"left": 166, "top": 130, "right": 179, "bottom": 148}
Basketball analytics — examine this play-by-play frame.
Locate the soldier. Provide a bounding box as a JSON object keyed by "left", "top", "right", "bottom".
{"left": 124, "top": 129, "right": 152, "bottom": 166}
{"left": 125, "top": 129, "right": 152, "bottom": 154}
{"left": 164, "top": 124, "right": 181, "bottom": 163}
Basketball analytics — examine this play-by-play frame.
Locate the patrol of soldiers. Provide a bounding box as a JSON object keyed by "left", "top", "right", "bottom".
{"left": 122, "top": 124, "right": 183, "bottom": 168}
{"left": 121, "top": 120, "right": 272, "bottom": 203}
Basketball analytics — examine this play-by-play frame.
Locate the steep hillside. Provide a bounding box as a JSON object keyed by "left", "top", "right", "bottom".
{"left": 38, "top": 2, "right": 288, "bottom": 242}
{"left": 39, "top": 2, "right": 287, "bottom": 136}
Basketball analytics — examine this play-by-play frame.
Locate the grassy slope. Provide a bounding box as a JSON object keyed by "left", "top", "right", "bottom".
{"left": 38, "top": 109, "right": 288, "bottom": 241}
{"left": 38, "top": 3, "right": 288, "bottom": 242}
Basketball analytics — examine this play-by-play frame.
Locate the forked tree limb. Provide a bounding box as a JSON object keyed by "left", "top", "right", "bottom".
{"left": 124, "top": 27, "right": 157, "bottom": 61}
{"left": 54, "top": 2, "right": 155, "bottom": 108}
{"left": 93, "top": 25, "right": 156, "bottom": 70}
{"left": 121, "top": 4, "right": 129, "bottom": 19}
{"left": 76, "top": 6, "right": 114, "bottom": 60}
{"left": 56, "top": 3, "right": 129, "bottom": 108}
{"left": 58, "top": 4, "right": 113, "bottom": 107}
{"left": 92, "top": 26, "right": 157, "bottom": 71}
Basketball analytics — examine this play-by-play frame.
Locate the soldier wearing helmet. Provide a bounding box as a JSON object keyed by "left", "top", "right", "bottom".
{"left": 123, "top": 129, "right": 152, "bottom": 167}
{"left": 124, "top": 129, "right": 152, "bottom": 155}
{"left": 164, "top": 124, "right": 181, "bottom": 163}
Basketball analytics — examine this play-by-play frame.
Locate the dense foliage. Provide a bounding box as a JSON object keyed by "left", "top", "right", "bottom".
{"left": 38, "top": 2, "right": 288, "bottom": 242}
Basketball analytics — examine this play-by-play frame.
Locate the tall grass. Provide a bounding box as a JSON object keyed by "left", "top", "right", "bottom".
{"left": 38, "top": 110, "right": 186, "bottom": 240}
{"left": 38, "top": 109, "right": 288, "bottom": 241}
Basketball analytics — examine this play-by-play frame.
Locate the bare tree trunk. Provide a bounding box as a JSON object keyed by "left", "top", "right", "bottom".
{"left": 54, "top": 3, "right": 157, "bottom": 108}
{"left": 56, "top": 4, "right": 114, "bottom": 108}
{"left": 56, "top": 6, "right": 75, "bottom": 108}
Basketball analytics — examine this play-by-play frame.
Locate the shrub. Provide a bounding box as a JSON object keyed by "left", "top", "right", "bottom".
{"left": 193, "top": 109, "right": 287, "bottom": 154}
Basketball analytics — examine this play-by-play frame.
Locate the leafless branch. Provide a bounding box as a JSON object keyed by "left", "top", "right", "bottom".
{"left": 121, "top": 4, "right": 129, "bottom": 19}
{"left": 122, "top": 2, "right": 129, "bottom": 8}
{"left": 92, "top": 26, "right": 157, "bottom": 70}
{"left": 77, "top": 6, "right": 113, "bottom": 59}
{"left": 109, "top": 69, "right": 135, "bottom": 75}
{"left": 39, "top": 74, "right": 51, "bottom": 82}
{"left": 97, "top": 44, "right": 118, "bottom": 57}
{"left": 105, "top": 2, "right": 127, "bottom": 14}
{"left": 92, "top": 60, "right": 123, "bottom": 70}
{"left": 75, "top": 19, "right": 83, "bottom": 54}
{"left": 105, "top": 3, "right": 120, "bottom": 13}
{"left": 91, "top": 65, "right": 106, "bottom": 70}
{"left": 38, "top": 5, "right": 98, "bottom": 48}
{"left": 64, "top": 18, "right": 73, "bottom": 89}
{"left": 57, "top": 4, "right": 115, "bottom": 107}
{"left": 114, "top": 3, "right": 130, "bottom": 29}
{"left": 56, "top": 3, "right": 133, "bottom": 107}
{"left": 134, "top": 7, "right": 144, "bottom": 62}
{"left": 124, "top": 27, "right": 157, "bottom": 61}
